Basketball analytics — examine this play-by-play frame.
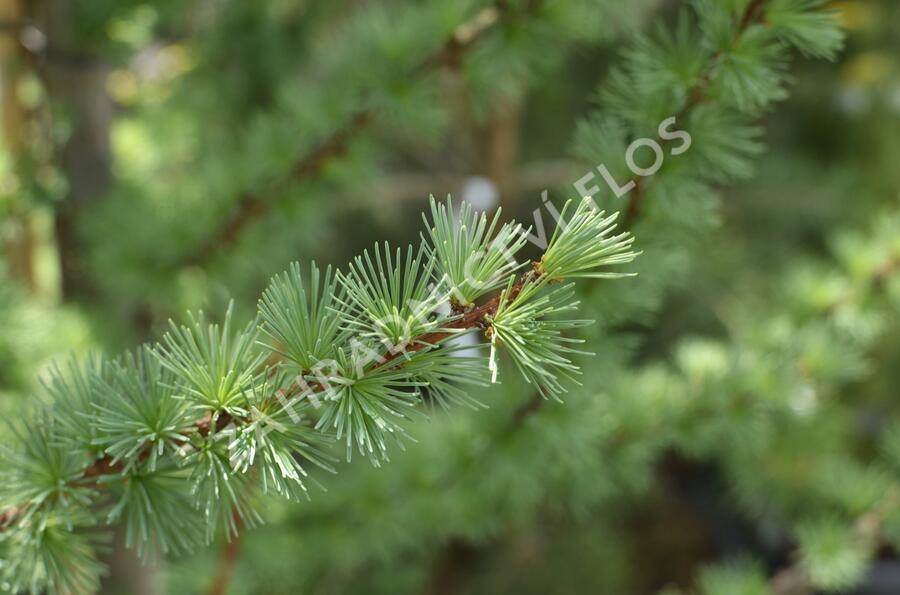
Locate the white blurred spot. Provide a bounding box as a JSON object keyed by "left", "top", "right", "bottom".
{"left": 461, "top": 176, "right": 499, "bottom": 211}
{"left": 790, "top": 385, "right": 818, "bottom": 417}
{"left": 888, "top": 83, "right": 900, "bottom": 114}
{"left": 20, "top": 26, "right": 47, "bottom": 54}
{"left": 836, "top": 86, "right": 872, "bottom": 116}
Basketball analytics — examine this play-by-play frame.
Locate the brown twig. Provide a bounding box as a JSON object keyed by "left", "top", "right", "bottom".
{"left": 76, "top": 409, "right": 234, "bottom": 481}
{"left": 205, "top": 508, "right": 245, "bottom": 595}
{"left": 380, "top": 269, "right": 535, "bottom": 366}
{"left": 739, "top": 0, "right": 769, "bottom": 31}
{"left": 622, "top": 178, "right": 644, "bottom": 229}
{"left": 0, "top": 505, "right": 20, "bottom": 528}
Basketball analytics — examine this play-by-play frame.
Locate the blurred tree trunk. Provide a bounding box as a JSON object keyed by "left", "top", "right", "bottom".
{"left": 101, "top": 526, "right": 162, "bottom": 595}
{"left": 480, "top": 98, "right": 523, "bottom": 204}
{"left": 37, "top": 0, "right": 112, "bottom": 302}
{"left": 0, "top": 0, "right": 36, "bottom": 292}
{"left": 51, "top": 59, "right": 111, "bottom": 301}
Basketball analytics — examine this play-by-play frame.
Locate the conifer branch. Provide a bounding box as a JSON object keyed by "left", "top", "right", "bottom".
{"left": 0, "top": 195, "right": 638, "bottom": 593}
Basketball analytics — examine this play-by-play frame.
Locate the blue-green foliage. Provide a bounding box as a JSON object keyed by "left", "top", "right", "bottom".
{"left": 1, "top": 191, "right": 637, "bottom": 593}
{"left": 1, "top": 0, "right": 872, "bottom": 593}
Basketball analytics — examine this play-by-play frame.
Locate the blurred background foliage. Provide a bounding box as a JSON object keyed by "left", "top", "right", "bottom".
{"left": 1, "top": 0, "right": 899, "bottom": 593}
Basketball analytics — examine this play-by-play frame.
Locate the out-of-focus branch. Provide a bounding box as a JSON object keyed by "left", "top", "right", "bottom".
{"left": 769, "top": 487, "right": 899, "bottom": 595}
{"left": 0, "top": 0, "right": 37, "bottom": 292}
{"left": 183, "top": 2, "right": 517, "bottom": 267}
{"left": 623, "top": 0, "right": 771, "bottom": 228}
